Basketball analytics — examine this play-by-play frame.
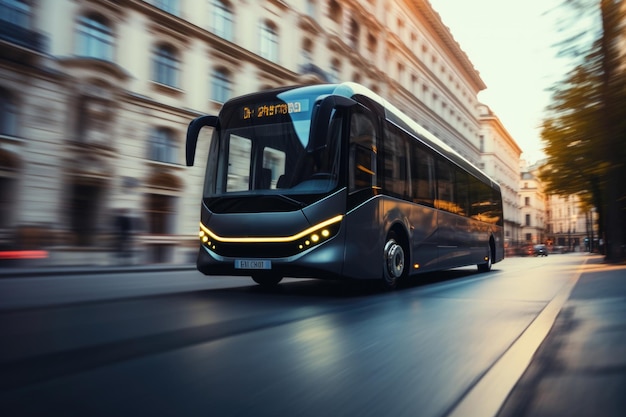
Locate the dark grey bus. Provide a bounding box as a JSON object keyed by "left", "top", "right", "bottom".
{"left": 186, "top": 83, "right": 504, "bottom": 289}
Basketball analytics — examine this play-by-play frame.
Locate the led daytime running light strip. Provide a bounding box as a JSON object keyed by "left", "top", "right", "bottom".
{"left": 199, "top": 215, "right": 343, "bottom": 243}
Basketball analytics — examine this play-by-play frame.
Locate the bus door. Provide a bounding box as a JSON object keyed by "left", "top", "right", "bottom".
{"left": 343, "top": 106, "right": 382, "bottom": 279}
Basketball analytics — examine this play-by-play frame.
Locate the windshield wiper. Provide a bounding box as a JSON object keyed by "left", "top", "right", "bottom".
{"left": 275, "top": 194, "right": 307, "bottom": 208}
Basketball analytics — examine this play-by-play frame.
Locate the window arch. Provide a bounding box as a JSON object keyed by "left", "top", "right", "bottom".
{"left": 211, "top": 0, "right": 233, "bottom": 41}
{"left": 153, "top": 43, "right": 179, "bottom": 87}
{"left": 76, "top": 13, "right": 114, "bottom": 61}
{"left": 211, "top": 68, "right": 231, "bottom": 103}
{"left": 0, "top": 88, "right": 18, "bottom": 136}
{"left": 148, "top": 127, "right": 178, "bottom": 164}
{"left": 259, "top": 20, "right": 278, "bottom": 62}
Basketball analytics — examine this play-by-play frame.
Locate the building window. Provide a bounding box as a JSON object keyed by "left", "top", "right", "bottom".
{"left": 328, "top": 0, "right": 342, "bottom": 25}
{"left": 149, "top": 127, "right": 178, "bottom": 164}
{"left": 153, "top": 44, "right": 179, "bottom": 87}
{"left": 330, "top": 58, "right": 340, "bottom": 82}
{"left": 152, "top": 0, "right": 179, "bottom": 15}
{"left": 259, "top": 20, "right": 278, "bottom": 62}
{"left": 348, "top": 18, "right": 359, "bottom": 50}
{"left": 211, "top": 0, "right": 233, "bottom": 41}
{"left": 525, "top": 196, "right": 530, "bottom": 206}
{"left": 76, "top": 14, "right": 114, "bottom": 61}
{"left": 211, "top": 68, "right": 231, "bottom": 103}
{"left": 306, "top": 0, "right": 316, "bottom": 17}
{"left": 0, "top": 89, "right": 18, "bottom": 136}
{"left": 367, "top": 33, "right": 377, "bottom": 59}
{"left": 301, "top": 38, "right": 313, "bottom": 68}
{"left": 525, "top": 214, "right": 531, "bottom": 226}
{"left": 1, "top": 0, "right": 30, "bottom": 28}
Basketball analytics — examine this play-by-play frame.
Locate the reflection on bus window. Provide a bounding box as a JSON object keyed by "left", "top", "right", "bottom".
{"left": 349, "top": 111, "right": 376, "bottom": 192}
{"left": 226, "top": 134, "right": 251, "bottom": 192}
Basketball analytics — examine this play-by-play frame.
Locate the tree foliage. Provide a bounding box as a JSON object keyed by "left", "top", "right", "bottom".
{"left": 539, "top": 0, "right": 626, "bottom": 259}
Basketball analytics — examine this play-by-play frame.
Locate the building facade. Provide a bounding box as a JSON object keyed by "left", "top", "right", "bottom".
{"left": 545, "top": 193, "right": 598, "bottom": 253}
{"left": 477, "top": 103, "right": 523, "bottom": 253}
{"left": 519, "top": 161, "right": 546, "bottom": 248}
{"left": 0, "top": 0, "right": 518, "bottom": 265}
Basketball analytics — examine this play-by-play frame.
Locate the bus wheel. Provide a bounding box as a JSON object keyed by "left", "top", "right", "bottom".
{"left": 252, "top": 273, "right": 283, "bottom": 287}
{"left": 382, "top": 232, "right": 406, "bottom": 290}
{"left": 477, "top": 246, "right": 492, "bottom": 272}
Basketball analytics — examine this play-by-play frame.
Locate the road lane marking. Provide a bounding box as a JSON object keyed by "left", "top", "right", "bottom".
{"left": 446, "top": 257, "right": 589, "bottom": 417}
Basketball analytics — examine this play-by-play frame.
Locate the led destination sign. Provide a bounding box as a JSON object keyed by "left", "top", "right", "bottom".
{"left": 242, "top": 100, "right": 309, "bottom": 120}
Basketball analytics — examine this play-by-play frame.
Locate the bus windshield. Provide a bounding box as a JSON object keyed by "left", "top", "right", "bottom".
{"left": 205, "top": 87, "right": 343, "bottom": 200}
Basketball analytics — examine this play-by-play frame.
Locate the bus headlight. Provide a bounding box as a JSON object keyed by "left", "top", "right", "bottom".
{"left": 197, "top": 215, "right": 342, "bottom": 255}
{"left": 295, "top": 225, "right": 340, "bottom": 252}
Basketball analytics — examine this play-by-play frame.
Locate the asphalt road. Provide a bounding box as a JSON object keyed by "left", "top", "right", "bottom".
{"left": 0, "top": 255, "right": 587, "bottom": 417}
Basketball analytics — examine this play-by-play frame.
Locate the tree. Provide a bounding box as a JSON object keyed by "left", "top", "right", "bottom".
{"left": 540, "top": 0, "right": 626, "bottom": 260}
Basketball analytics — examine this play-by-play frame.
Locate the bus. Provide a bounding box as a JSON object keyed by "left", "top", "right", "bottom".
{"left": 186, "top": 82, "right": 504, "bottom": 289}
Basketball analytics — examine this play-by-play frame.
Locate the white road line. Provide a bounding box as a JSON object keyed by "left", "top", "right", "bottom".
{"left": 446, "top": 257, "right": 589, "bottom": 417}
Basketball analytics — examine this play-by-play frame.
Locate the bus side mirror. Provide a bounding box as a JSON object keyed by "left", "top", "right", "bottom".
{"left": 186, "top": 115, "right": 219, "bottom": 166}
{"left": 308, "top": 95, "right": 356, "bottom": 153}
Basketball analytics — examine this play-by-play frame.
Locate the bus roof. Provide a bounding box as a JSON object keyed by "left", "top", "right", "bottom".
{"left": 329, "top": 82, "right": 500, "bottom": 191}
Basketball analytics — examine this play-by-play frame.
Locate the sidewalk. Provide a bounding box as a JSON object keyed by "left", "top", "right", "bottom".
{"left": 0, "top": 262, "right": 196, "bottom": 279}
{"left": 497, "top": 256, "right": 626, "bottom": 417}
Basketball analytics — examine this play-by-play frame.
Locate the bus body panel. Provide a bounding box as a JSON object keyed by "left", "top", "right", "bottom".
{"left": 301, "top": 189, "right": 346, "bottom": 229}
{"left": 196, "top": 190, "right": 348, "bottom": 279}
{"left": 437, "top": 210, "right": 472, "bottom": 269}
{"left": 196, "top": 227, "right": 347, "bottom": 279}
{"left": 203, "top": 208, "right": 310, "bottom": 239}
{"left": 406, "top": 202, "right": 440, "bottom": 272}
{"left": 342, "top": 197, "right": 383, "bottom": 280}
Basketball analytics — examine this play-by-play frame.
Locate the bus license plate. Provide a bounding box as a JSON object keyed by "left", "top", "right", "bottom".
{"left": 235, "top": 259, "right": 272, "bottom": 270}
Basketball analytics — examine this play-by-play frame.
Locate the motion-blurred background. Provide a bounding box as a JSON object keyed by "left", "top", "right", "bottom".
{"left": 1, "top": 0, "right": 619, "bottom": 267}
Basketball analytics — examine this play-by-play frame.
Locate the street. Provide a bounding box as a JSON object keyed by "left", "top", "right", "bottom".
{"left": 0, "top": 254, "right": 613, "bottom": 416}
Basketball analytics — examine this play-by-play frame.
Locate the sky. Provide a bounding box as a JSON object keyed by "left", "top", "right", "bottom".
{"left": 428, "top": 0, "right": 574, "bottom": 164}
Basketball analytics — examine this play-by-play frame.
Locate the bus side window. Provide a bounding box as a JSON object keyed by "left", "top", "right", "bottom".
{"left": 349, "top": 111, "right": 377, "bottom": 192}
{"left": 411, "top": 144, "right": 435, "bottom": 207}
{"left": 455, "top": 169, "right": 469, "bottom": 216}
{"left": 436, "top": 159, "right": 455, "bottom": 213}
{"left": 383, "top": 123, "right": 410, "bottom": 199}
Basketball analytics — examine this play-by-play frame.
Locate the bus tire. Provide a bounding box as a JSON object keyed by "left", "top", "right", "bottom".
{"left": 382, "top": 231, "right": 406, "bottom": 290}
{"left": 252, "top": 273, "right": 283, "bottom": 287}
{"left": 477, "top": 243, "right": 493, "bottom": 272}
